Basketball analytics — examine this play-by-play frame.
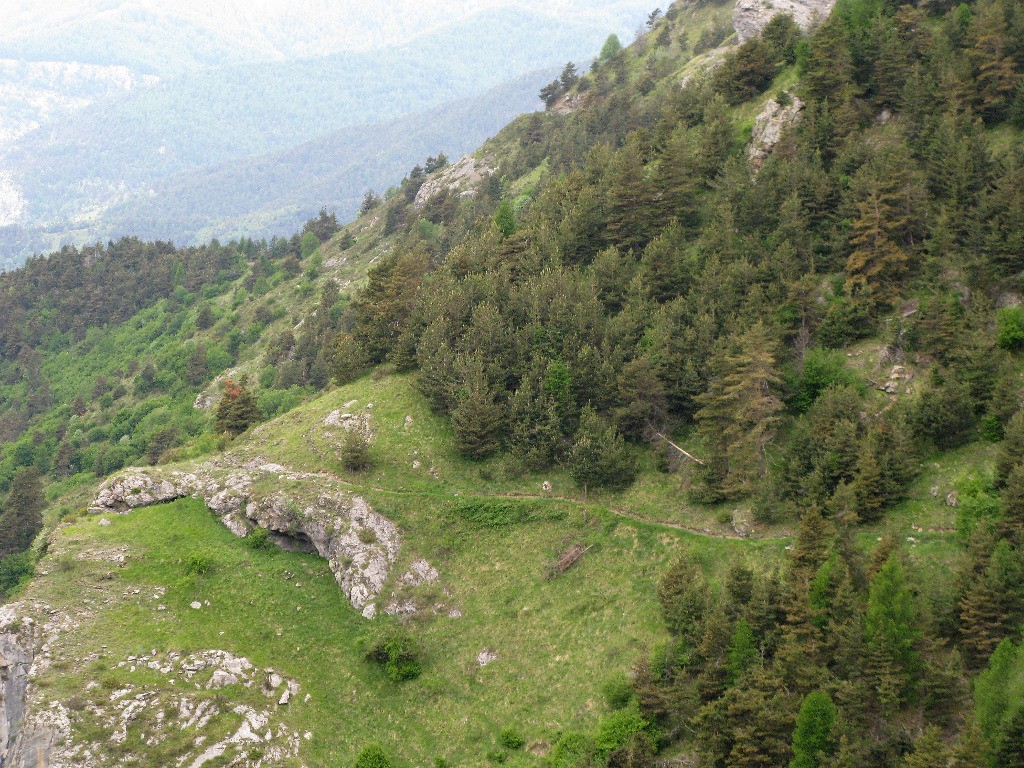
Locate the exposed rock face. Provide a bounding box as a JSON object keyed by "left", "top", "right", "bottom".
{"left": 90, "top": 458, "right": 399, "bottom": 618}
{"left": 748, "top": 93, "right": 805, "bottom": 166}
{"left": 413, "top": 154, "right": 495, "bottom": 209}
{"left": 0, "top": 608, "right": 35, "bottom": 765}
{"left": 0, "top": 603, "right": 82, "bottom": 767}
{"left": 733, "top": 0, "right": 836, "bottom": 43}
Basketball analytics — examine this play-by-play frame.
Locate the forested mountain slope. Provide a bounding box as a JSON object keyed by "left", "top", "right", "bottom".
{"left": 2, "top": 0, "right": 1024, "bottom": 765}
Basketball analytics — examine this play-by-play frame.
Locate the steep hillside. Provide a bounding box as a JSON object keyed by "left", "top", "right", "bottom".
{"left": 2, "top": 0, "right": 1024, "bottom": 766}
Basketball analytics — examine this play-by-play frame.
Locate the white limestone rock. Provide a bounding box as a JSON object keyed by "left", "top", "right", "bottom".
{"left": 733, "top": 0, "right": 836, "bottom": 43}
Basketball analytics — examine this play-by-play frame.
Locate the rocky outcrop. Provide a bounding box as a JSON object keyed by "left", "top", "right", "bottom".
{"left": 733, "top": 0, "right": 836, "bottom": 43}
{"left": 90, "top": 459, "right": 399, "bottom": 618}
{"left": 748, "top": 93, "right": 804, "bottom": 166}
{"left": 413, "top": 154, "right": 495, "bottom": 209}
{"left": 0, "top": 603, "right": 84, "bottom": 768}
{"left": 0, "top": 608, "right": 35, "bottom": 765}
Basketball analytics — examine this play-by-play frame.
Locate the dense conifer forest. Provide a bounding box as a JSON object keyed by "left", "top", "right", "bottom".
{"left": 2, "top": 0, "right": 1024, "bottom": 764}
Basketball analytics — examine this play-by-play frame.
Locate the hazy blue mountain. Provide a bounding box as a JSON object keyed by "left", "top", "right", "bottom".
{"left": 0, "top": 2, "right": 651, "bottom": 267}
{"left": 41, "top": 69, "right": 554, "bottom": 248}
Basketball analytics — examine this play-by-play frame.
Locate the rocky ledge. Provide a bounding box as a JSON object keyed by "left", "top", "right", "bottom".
{"left": 733, "top": 0, "right": 836, "bottom": 43}
{"left": 748, "top": 93, "right": 805, "bottom": 167}
{"left": 90, "top": 458, "right": 399, "bottom": 618}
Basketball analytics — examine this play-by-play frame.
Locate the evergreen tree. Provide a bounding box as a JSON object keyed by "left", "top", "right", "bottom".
{"left": 450, "top": 356, "right": 505, "bottom": 460}
{"left": 902, "top": 725, "right": 949, "bottom": 768}
{"left": 695, "top": 322, "right": 783, "bottom": 498}
{"left": 994, "top": 706, "right": 1024, "bottom": 768}
{"left": 800, "top": 18, "right": 854, "bottom": 103}
{"left": 354, "top": 744, "right": 391, "bottom": 768}
{"left": 789, "top": 691, "right": 837, "bottom": 768}
{"left": 851, "top": 448, "right": 887, "bottom": 524}
{"left": 494, "top": 200, "right": 516, "bottom": 237}
{"left": 959, "top": 539, "right": 1024, "bottom": 668}
{"left": 600, "top": 34, "right": 623, "bottom": 61}
{"left": 341, "top": 428, "right": 371, "bottom": 472}
{"left": 726, "top": 618, "right": 759, "bottom": 684}
{"left": 974, "top": 637, "right": 1023, "bottom": 748}
{"left": 657, "top": 552, "right": 709, "bottom": 644}
{"left": 0, "top": 469, "right": 44, "bottom": 557}
{"left": 864, "top": 556, "right": 920, "bottom": 710}
{"left": 844, "top": 188, "right": 910, "bottom": 303}
{"left": 995, "top": 409, "right": 1024, "bottom": 487}
{"left": 1004, "top": 463, "right": 1024, "bottom": 534}
{"left": 568, "top": 406, "right": 637, "bottom": 495}
{"left": 215, "top": 378, "right": 261, "bottom": 436}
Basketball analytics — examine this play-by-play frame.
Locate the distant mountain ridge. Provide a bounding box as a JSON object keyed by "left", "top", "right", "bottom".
{"left": 0, "top": 2, "right": 652, "bottom": 267}
{"left": 59, "top": 69, "right": 555, "bottom": 246}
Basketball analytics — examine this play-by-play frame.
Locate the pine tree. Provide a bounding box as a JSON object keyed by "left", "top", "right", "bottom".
{"left": 800, "top": 18, "right": 854, "bottom": 103}
{"left": 994, "top": 707, "right": 1024, "bottom": 768}
{"left": 789, "top": 691, "right": 837, "bottom": 768}
{"left": 902, "top": 725, "right": 948, "bottom": 768}
{"left": 215, "top": 378, "right": 261, "bottom": 436}
{"left": 995, "top": 409, "right": 1024, "bottom": 487}
{"left": 726, "top": 619, "right": 759, "bottom": 684}
{"left": 450, "top": 356, "right": 504, "bottom": 460}
{"left": 0, "top": 469, "right": 44, "bottom": 557}
{"left": 341, "top": 428, "right": 372, "bottom": 472}
{"left": 568, "top": 406, "right": 637, "bottom": 496}
{"left": 844, "top": 188, "right": 909, "bottom": 303}
{"left": 969, "top": 0, "right": 1021, "bottom": 120}
{"left": 658, "top": 552, "right": 709, "bottom": 643}
{"left": 1003, "top": 463, "right": 1024, "bottom": 534}
{"left": 695, "top": 322, "right": 783, "bottom": 498}
{"left": 355, "top": 744, "right": 391, "bottom": 768}
{"left": 950, "top": 720, "right": 989, "bottom": 768}
{"left": 53, "top": 440, "right": 76, "bottom": 478}
{"left": 851, "top": 448, "right": 887, "bottom": 524}
{"left": 959, "top": 539, "right": 1024, "bottom": 668}
{"left": 864, "top": 556, "right": 920, "bottom": 710}
{"left": 791, "top": 507, "right": 835, "bottom": 585}
{"left": 974, "top": 637, "right": 1022, "bottom": 747}
{"left": 600, "top": 34, "right": 623, "bottom": 61}
{"left": 494, "top": 200, "right": 516, "bottom": 237}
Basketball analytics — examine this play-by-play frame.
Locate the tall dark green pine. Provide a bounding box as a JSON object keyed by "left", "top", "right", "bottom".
{"left": 726, "top": 618, "right": 759, "bottom": 684}
{"left": 995, "top": 409, "right": 1024, "bottom": 486}
{"left": 0, "top": 469, "right": 45, "bottom": 557}
{"left": 959, "top": 539, "right": 1024, "bottom": 668}
{"left": 1003, "top": 463, "right": 1024, "bottom": 534}
{"left": 450, "top": 356, "right": 505, "bottom": 460}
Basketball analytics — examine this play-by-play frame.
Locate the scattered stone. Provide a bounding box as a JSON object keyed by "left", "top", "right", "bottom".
{"left": 404, "top": 415, "right": 414, "bottom": 427}
{"left": 402, "top": 560, "right": 440, "bottom": 587}
{"left": 98, "top": 518, "right": 111, "bottom": 527}
{"left": 190, "top": 602, "right": 202, "bottom": 610}
{"left": 477, "top": 649, "right": 498, "bottom": 667}
{"left": 946, "top": 491, "right": 960, "bottom": 508}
